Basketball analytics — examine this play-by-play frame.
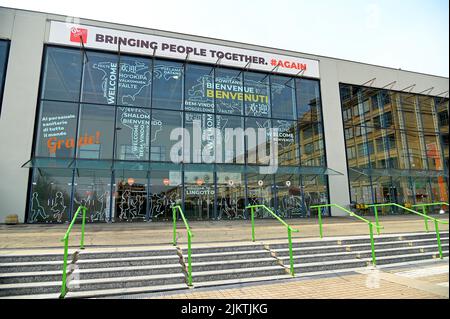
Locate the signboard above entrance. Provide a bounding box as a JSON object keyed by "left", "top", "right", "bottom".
{"left": 48, "top": 21, "right": 320, "bottom": 78}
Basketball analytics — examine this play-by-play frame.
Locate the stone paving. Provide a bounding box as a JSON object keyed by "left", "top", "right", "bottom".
{"left": 0, "top": 214, "right": 448, "bottom": 250}
{"left": 145, "top": 261, "right": 449, "bottom": 299}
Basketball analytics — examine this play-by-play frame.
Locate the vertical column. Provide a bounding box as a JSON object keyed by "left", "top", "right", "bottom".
{"left": 0, "top": 13, "right": 46, "bottom": 223}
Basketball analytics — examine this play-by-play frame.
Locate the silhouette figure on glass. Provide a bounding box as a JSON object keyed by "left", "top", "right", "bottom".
{"left": 50, "top": 191, "right": 66, "bottom": 222}
{"left": 30, "top": 192, "right": 48, "bottom": 222}
{"left": 119, "top": 190, "right": 131, "bottom": 221}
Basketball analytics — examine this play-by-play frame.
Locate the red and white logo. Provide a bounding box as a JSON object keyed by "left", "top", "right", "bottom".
{"left": 70, "top": 27, "right": 88, "bottom": 43}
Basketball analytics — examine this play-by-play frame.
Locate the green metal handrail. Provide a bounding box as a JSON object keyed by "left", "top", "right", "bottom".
{"left": 310, "top": 204, "right": 383, "bottom": 266}
{"left": 245, "top": 205, "right": 299, "bottom": 277}
{"left": 60, "top": 205, "right": 87, "bottom": 298}
{"left": 172, "top": 205, "right": 193, "bottom": 286}
{"left": 411, "top": 202, "right": 449, "bottom": 232}
{"left": 367, "top": 203, "right": 449, "bottom": 259}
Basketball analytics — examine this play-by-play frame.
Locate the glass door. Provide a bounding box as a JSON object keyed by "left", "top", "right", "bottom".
{"left": 113, "top": 170, "right": 148, "bottom": 222}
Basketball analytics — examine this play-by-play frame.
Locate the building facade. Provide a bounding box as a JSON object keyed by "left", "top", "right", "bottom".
{"left": 0, "top": 7, "right": 448, "bottom": 223}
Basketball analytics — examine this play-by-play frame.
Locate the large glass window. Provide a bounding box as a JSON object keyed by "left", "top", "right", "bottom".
{"left": 35, "top": 101, "right": 79, "bottom": 158}
{"left": 341, "top": 83, "right": 449, "bottom": 209}
{"left": 77, "top": 104, "right": 115, "bottom": 159}
{"left": 150, "top": 167, "right": 182, "bottom": 221}
{"left": 28, "top": 168, "right": 73, "bottom": 223}
{"left": 151, "top": 109, "right": 183, "bottom": 162}
{"left": 30, "top": 46, "right": 329, "bottom": 222}
{"left": 41, "top": 47, "right": 82, "bottom": 102}
{"left": 152, "top": 60, "right": 183, "bottom": 110}
{"left": 117, "top": 55, "right": 152, "bottom": 108}
{"left": 81, "top": 52, "right": 118, "bottom": 105}
{"left": 184, "top": 64, "right": 214, "bottom": 113}
{"left": 216, "top": 114, "right": 245, "bottom": 164}
{"left": 215, "top": 68, "right": 243, "bottom": 115}
{"left": 115, "top": 107, "right": 151, "bottom": 161}
{"left": 244, "top": 72, "right": 270, "bottom": 117}
{"left": 184, "top": 167, "right": 214, "bottom": 220}
{"left": 0, "top": 40, "right": 9, "bottom": 112}
{"left": 271, "top": 76, "right": 295, "bottom": 120}
{"left": 296, "top": 78, "right": 321, "bottom": 123}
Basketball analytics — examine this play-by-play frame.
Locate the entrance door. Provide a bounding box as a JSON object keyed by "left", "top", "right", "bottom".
{"left": 273, "top": 174, "right": 304, "bottom": 218}
{"left": 114, "top": 170, "right": 148, "bottom": 222}
{"left": 184, "top": 171, "right": 214, "bottom": 220}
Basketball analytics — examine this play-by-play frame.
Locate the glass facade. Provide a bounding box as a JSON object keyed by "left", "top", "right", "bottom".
{"left": 27, "top": 46, "right": 330, "bottom": 223}
{"left": 340, "top": 84, "right": 449, "bottom": 215}
{"left": 0, "top": 40, "right": 9, "bottom": 115}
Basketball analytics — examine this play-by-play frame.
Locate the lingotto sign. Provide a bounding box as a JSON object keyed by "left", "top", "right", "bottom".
{"left": 48, "top": 21, "right": 320, "bottom": 78}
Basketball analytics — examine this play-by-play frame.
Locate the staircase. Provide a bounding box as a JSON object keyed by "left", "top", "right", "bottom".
{"left": 269, "top": 231, "right": 449, "bottom": 275}
{"left": 0, "top": 231, "right": 448, "bottom": 298}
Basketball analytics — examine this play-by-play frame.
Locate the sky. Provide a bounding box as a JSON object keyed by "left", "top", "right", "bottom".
{"left": 1, "top": 0, "right": 448, "bottom": 77}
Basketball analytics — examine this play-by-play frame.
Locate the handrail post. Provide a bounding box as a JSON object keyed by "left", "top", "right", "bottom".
{"left": 373, "top": 206, "right": 381, "bottom": 235}
{"left": 80, "top": 207, "right": 86, "bottom": 249}
{"left": 187, "top": 231, "right": 193, "bottom": 286}
{"left": 172, "top": 207, "right": 177, "bottom": 246}
{"left": 422, "top": 206, "right": 429, "bottom": 233}
{"left": 317, "top": 207, "right": 323, "bottom": 239}
{"left": 434, "top": 219, "right": 443, "bottom": 259}
{"left": 287, "top": 226, "right": 295, "bottom": 277}
{"left": 251, "top": 207, "right": 255, "bottom": 242}
{"left": 60, "top": 237, "right": 69, "bottom": 298}
{"left": 369, "top": 223, "right": 376, "bottom": 266}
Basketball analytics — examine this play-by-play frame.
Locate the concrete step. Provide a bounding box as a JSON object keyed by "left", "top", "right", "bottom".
{"left": 190, "top": 250, "right": 272, "bottom": 262}
{"left": 0, "top": 253, "right": 182, "bottom": 274}
{"left": 268, "top": 232, "right": 449, "bottom": 249}
{"left": 187, "top": 244, "right": 266, "bottom": 254}
{"left": 0, "top": 263, "right": 184, "bottom": 284}
{"left": 192, "top": 265, "right": 288, "bottom": 282}
{"left": 66, "top": 283, "right": 189, "bottom": 299}
{"left": 278, "top": 244, "right": 449, "bottom": 264}
{"left": 77, "top": 247, "right": 177, "bottom": 260}
{"left": 0, "top": 272, "right": 186, "bottom": 297}
{"left": 293, "top": 251, "right": 448, "bottom": 273}
{"left": 68, "top": 272, "right": 186, "bottom": 293}
{"left": 272, "top": 238, "right": 449, "bottom": 257}
{"left": 0, "top": 280, "right": 61, "bottom": 297}
{"left": 0, "top": 253, "right": 65, "bottom": 263}
{"left": 0, "top": 260, "right": 64, "bottom": 273}
{"left": 191, "top": 258, "right": 280, "bottom": 272}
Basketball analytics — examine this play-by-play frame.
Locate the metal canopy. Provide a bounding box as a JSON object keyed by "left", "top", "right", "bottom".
{"left": 22, "top": 157, "right": 343, "bottom": 176}
{"left": 349, "top": 167, "right": 448, "bottom": 179}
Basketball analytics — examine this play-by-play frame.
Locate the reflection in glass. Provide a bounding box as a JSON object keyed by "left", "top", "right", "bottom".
{"left": 246, "top": 172, "right": 274, "bottom": 217}
{"left": 296, "top": 78, "right": 321, "bottom": 123}
{"left": 42, "top": 47, "right": 82, "bottom": 102}
{"left": 271, "top": 76, "right": 295, "bottom": 120}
